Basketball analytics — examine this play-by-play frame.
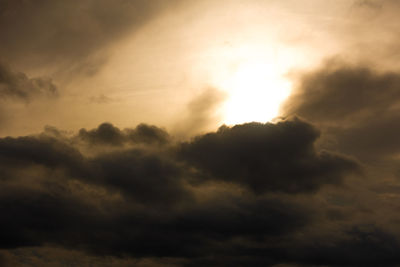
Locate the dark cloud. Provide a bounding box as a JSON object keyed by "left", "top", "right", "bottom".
{"left": 0, "top": 62, "right": 57, "bottom": 101}
{"left": 283, "top": 60, "right": 400, "bottom": 160}
{"left": 0, "top": 0, "right": 180, "bottom": 71}
{"left": 0, "top": 118, "right": 377, "bottom": 265}
{"left": 0, "top": 135, "right": 82, "bottom": 170}
{"left": 283, "top": 60, "right": 400, "bottom": 123}
{"left": 0, "top": 131, "right": 182, "bottom": 206}
{"left": 0, "top": 246, "right": 180, "bottom": 267}
{"left": 179, "top": 118, "right": 359, "bottom": 194}
{"left": 87, "top": 149, "right": 189, "bottom": 206}
{"left": 273, "top": 60, "right": 400, "bottom": 264}
{"left": 78, "top": 122, "right": 170, "bottom": 146}
{"left": 286, "top": 225, "right": 400, "bottom": 266}
{"left": 0, "top": 119, "right": 372, "bottom": 264}
{"left": 78, "top": 123, "right": 126, "bottom": 146}
{"left": 0, "top": 185, "right": 99, "bottom": 249}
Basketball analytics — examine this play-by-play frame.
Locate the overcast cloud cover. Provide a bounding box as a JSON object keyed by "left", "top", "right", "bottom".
{"left": 2, "top": 0, "right": 400, "bottom": 266}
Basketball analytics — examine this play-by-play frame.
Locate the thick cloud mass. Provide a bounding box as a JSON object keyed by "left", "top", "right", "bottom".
{"left": 269, "top": 59, "right": 400, "bottom": 266}
{"left": 0, "top": 118, "right": 379, "bottom": 266}
{"left": 179, "top": 118, "right": 358, "bottom": 194}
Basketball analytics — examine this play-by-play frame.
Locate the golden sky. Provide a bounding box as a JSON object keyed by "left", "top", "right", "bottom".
{"left": 2, "top": 0, "right": 396, "bottom": 136}
{"left": 2, "top": 1, "right": 400, "bottom": 266}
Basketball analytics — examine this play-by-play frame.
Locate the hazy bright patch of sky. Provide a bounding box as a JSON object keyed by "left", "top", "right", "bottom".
{"left": 2, "top": 0, "right": 395, "bottom": 137}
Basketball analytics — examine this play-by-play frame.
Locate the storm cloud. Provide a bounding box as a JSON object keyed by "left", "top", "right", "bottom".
{"left": 179, "top": 118, "right": 359, "bottom": 194}
{"left": 0, "top": 118, "right": 379, "bottom": 266}
{"left": 2, "top": 0, "right": 400, "bottom": 266}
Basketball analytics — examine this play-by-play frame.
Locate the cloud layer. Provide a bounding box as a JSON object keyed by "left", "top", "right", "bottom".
{"left": 0, "top": 118, "right": 372, "bottom": 266}
{"left": 2, "top": 0, "right": 400, "bottom": 265}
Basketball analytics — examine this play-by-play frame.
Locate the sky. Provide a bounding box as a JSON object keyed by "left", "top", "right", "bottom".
{"left": 1, "top": 0, "right": 400, "bottom": 266}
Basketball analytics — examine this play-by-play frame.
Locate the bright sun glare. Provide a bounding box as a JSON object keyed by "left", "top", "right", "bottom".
{"left": 219, "top": 60, "right": 291, "bottom": 125}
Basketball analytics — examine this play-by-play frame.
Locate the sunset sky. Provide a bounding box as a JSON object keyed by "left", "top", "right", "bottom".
{"left": 1, "top": 0, "right": 400, "bottom": 266}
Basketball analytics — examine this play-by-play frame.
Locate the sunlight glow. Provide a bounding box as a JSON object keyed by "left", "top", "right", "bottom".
{"left": 218, "top": 59, "right": 291, "bottom": 125}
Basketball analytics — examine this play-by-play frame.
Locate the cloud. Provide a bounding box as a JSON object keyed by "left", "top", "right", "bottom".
{"left": 2, "top": 1, "right": 400, "bottom": 264}
{"left": 0, "top": 118, "right": 374, "bottom": 265}
{"left": 173, "top": 88, "right": 227, "bottom": 138}
{"left": 0, "top": 62, "right": 57, "bottom": 101}
{"left": 77, "top": 122, "right": 170, "bottom": 146}
{"left": 88, "top": 94, "right": 114, "bottom": 104}
{"left": 277, "top": 61, "right": 400, "bottom": 266}
{"left": 179, "top": 118, "right": 359, "bottom": 194}
{"left": 0, "top": 0, "right": 181, "bottom": 72}
{"left": 282, "top": 59, "right": 400, "bottom": 160}
{"left": 285, "top": 225, "right": 400, "bottom": 266}
{"left": 283, "top": 60, "right": 400, "bottom": 122}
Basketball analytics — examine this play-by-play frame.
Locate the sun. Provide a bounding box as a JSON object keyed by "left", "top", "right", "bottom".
{"left": 219, "top": 59, "right": 291, "bottom": 125}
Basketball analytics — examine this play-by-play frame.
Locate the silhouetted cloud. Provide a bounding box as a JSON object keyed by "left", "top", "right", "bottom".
{"left": 283, "top": 60, "right": 400, "bottom": 160}
{"left": 78, "top": 122, "right": 170, "bottom": 146}
{"left": 0, "top": 118, "right": 374, "bottom": 266}
{"left": 283, "top": 60, "right": 400, "bottom": 122}
{"left": 179, "top": 118, "right": 359, "bottom": 194}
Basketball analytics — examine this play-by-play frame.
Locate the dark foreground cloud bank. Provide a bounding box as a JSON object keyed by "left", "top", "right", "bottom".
{"left": 3, "top": 118, "right": 393, "bottom": 266}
